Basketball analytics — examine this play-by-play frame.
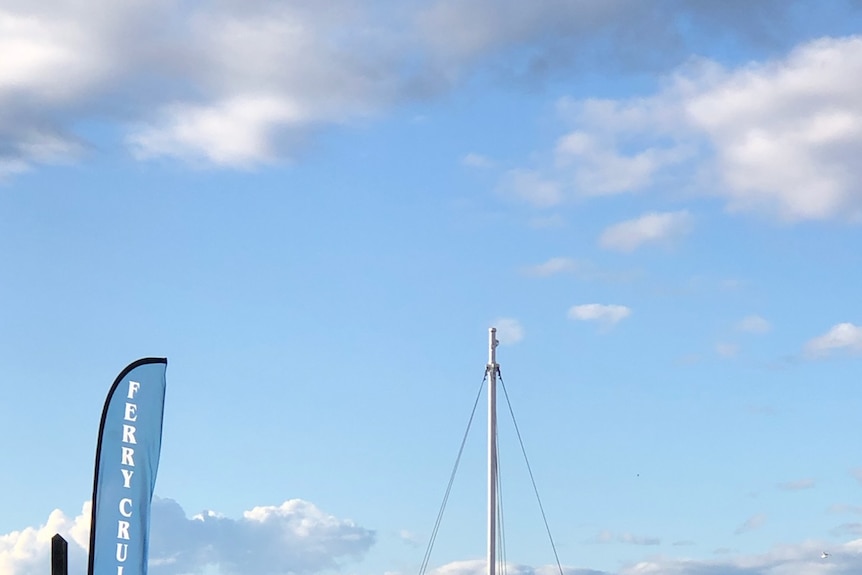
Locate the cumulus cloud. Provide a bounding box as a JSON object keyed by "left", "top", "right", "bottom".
{"left": 568, "top": 304, "right": 631, "bottom": 328}
{"left": 522, "top": 35, "right": 862, "bottom": 221}
{"left": 683, "top": 37, "right": 862, "bottom": 221}
{"left": 0, "top": 504, "right": 90, "bottom": 575}
{"left": 555, "top": 130, "right": 693, "bottom": 196}
{"left": 0, "top": 498, "right": 374, "bottom": 575}
{"left": 493, "top": 317, "right": 525, "bottom": 344}
{"left": 2, "top": 0, "right": 836, "bottom": 174}
{"left": 737, "top": 315, "right": 771, "bottom": 334}
{"left": 0, "top": 0, "right": 409, "bottom": 171}
{"left": 599, "top": 210, "right": 692, "bottom": 252}
{"left": 11, "top": 510, "right": 862, "bottom": 575}
{"left": 804, "top": 322, "right": 862, "bottom": 357}
{"left": 129, "top": 96, "right": 307, "bottom": 167}
{"left": 152, "top": 498, "right": 374, "bottom": 575}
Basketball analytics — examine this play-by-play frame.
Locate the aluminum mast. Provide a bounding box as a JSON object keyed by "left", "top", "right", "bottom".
{"left": 486, "top": 327, "right": 499, "bottom": 575}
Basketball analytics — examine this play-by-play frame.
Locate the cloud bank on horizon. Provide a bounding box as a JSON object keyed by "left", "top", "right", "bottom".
{"left": 0, "top": 498, "right": 374, "bottom": 575}
{"left": 4, "top": 499, "right": 862, "bottom": 575}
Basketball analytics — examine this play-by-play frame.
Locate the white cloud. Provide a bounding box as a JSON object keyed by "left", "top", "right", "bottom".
{"left": 737, "top": 315, "right": 771, "bottom": 334}
{"left": 545, "top": 35, "right": 862, "bottom": 221}
{"left": 555, "top": 130, "right": 693, "bottom": 196}
{"left": 522, "top": 257, "right": 579, "bottom": 277}
{"left": 493, "top": 317, "right": 524, "bottom": 345}
{"left": 0, "top": 499, "right": 374, "bottom": 575}
{"left": 0, "top": 504, "right": 90, "bottom": 575}
{"left": 0, "top": 0, "right": 407, "bottom": 170}
{"left": 568, "top": 304, "right": 631, "bottom": 327}
{"left": 0, "top": 9, "right": 106, "bottom": 99}
{"left": 805, "top": 322, "right": 862, "bottom": 357}
{"left": 129, "top": 95, "right": 305, "bottom": 167}
{"left": 599, "top": 210, "right": 692, "bottom": 252}
{"left": 1, "top": 2, "right": 856, "bottom": 174}
{"left": 683, "top": 38, "right": 862, "bottom": 220}
{"left": 11, "top": 508, "right": 862, "bottom": 575}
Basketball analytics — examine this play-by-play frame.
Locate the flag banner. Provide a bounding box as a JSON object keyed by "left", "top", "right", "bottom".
{"left": 88, "top": 358, "right": 167, "bottom": 575}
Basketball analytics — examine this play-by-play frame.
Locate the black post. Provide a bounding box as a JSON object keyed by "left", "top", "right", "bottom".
{"left": 51, "top": 534, "right": 68, "bottom": 575}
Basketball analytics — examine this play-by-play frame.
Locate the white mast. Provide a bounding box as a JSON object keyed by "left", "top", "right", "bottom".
{"left": 487, "top": 327, "right": 498, "bottom": 575}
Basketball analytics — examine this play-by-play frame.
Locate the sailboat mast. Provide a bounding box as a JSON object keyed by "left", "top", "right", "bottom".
{"left": 487, "top": 327, "right": 498, "bottom": 575}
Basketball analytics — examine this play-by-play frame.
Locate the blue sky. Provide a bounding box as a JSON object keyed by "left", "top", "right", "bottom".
{"left": 4, "top": 1, "right": 862, "bottom": 575}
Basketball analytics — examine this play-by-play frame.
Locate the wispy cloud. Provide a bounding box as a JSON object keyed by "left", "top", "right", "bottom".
{"left": 734, "top": 513, "right": 767, "bottom": 534}
{"left": 462, "top": 153, "right": 495, "bottom": 168}
{"left": 423, "top": 538, "right": 862, "bottom": 575}
{"left": 527, "top": 214, "right": 566, "bottom": 229}
{"left": 598, "top": 210, "right": 692, "bottom": 252}
{"left": 398, "top": 529, "right": 421, "bottom": 547}
{"left": 804, "top": 322, "right": 862, "bottom": 358}
{"left": 568, "top": 304, "right": 631, "bottom": 328}
{"left": 592, "top": 530, "right": 661, "bottom": 546}
{"left": 499, "top": 169, "right": 564, "bottom": 207}
{"left": 715, "top": 342, "right": 739, "bottom": 358}
{"left": 522, "top": 257, "right": 642, "bottom": 284}
{"left": 493, "top": 317, "right": 524, "bottom": 345}
{"left": 521, "top": 257, "right": 579, "bottom": 277}
{"left": 777, "top": 478, "right": 815, "bottom": 491}
{"left": 737, "top": 315, "right": 772, "bottom": 334}
{"left": 828, "top": 503, "right": 862, "bottom": 514}
{"left": 830, "top": 523, "right": 862, "bottom": 537}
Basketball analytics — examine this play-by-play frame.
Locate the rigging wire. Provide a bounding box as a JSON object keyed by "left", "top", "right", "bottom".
{"left": 498, "top": 371, "right": 566, "bottom": 575}
{"left": 495, "top": 423, "right": 508, "bottom": 575}
{"left": 417, "top": 372, "right": 488, "bottom": 575}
